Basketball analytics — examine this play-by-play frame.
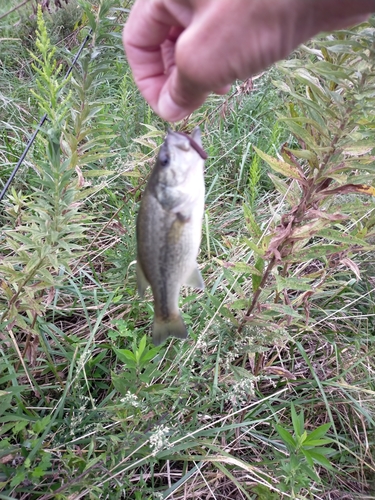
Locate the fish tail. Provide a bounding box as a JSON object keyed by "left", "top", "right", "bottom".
{"left": 152, "top": 313, "right": 188, "bottom": 346}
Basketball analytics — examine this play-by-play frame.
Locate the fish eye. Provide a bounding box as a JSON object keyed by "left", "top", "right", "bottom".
{"left": 159, "top": 150, "right": 170, "bottom": 167}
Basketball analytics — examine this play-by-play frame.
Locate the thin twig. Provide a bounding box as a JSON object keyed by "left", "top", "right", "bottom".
{"left": 0, "top": 0, "right": 31, "bottom": 21}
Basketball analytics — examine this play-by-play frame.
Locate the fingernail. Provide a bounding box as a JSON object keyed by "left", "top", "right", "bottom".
{"left": 158, "top": 91, "right": 187, "bottom": 122}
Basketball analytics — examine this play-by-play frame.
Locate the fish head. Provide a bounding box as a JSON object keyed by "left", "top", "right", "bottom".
{"left": 155, "top": 127, "right": 204, "bottom": 188}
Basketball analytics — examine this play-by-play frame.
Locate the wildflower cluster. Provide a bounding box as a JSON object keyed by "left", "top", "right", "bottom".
{"left": 226, "top": 376, "right": 259, "bottom": 407}
{"left": 149, "top": 424, "right": 172, "bottom": 456}
{"left": 120, "top": 391, "right": 141, "bottom": 408}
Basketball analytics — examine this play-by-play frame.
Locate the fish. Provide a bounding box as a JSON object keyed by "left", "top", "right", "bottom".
{"left": 136, "top": 127, "right": 206, "bottom": 345}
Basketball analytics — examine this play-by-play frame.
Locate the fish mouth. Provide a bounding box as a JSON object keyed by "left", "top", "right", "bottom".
{"left": 166, "top": 129, "right": 208, "bottom": 160}
{"left": 165, "top": 130, "right": 190, "bottom": 152}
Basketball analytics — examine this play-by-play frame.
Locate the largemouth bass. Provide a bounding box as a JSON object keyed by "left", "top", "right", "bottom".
{"left": 136, "top": 127, "right": 206, "bottom": 345}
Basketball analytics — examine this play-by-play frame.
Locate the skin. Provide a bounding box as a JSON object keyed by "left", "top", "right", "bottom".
{"left": 123, "top": 0, "right": 375, "bottom": 122}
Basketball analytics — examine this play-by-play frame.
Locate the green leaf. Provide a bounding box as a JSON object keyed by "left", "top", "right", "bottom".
{"left": 120, "top": 170, "right": 141, "bottom": 178}
{"left": 10, "top": 470, "right": 26, "bottom": 488}
{"left": 230, "top": 299, "right": 249, "bottom": 310}
{"left": 283, "top": 244, "right": 342, "bottom": 262}
{"left": 308, "top": 423, "right": 332, "bottom": 439}
{"left": 301, "top": 448, "right": 314, "bottom": 468}
{"left": 268, "top": 173, "right": 302, "bottom": 207}
{"left": 303, "top": 438, "right": 334, "bottom": 447}
{"left": 316, "top": 228, "right": 368, "bottom": 246}
{"left": 7, "top": 231, "right": 36, "bottom": 247}
{"left": 282, "top": 116, "right": 329, "bottom": 139}
{"left": 228, "top": 262, "right": 263, "bottom": 275}
{"left": 299, "top": 461, "right": 321, "bottom": 483}
{"left": 276, "top": 276, "right": 313, "bottom": 293}
{"left": 111, "top": 371, "right": 136, "bottom": 395}
{"left": 308, "top": 450, "right": 334, "bottom": 470}
{"left": 268, "top": 172, "right": 290, "bottom": 198}
{"left": 307, "top": 446, "right": 336, "bottom": 455}
{"left": 253, "top": 146, "right": 303, "bottom": 180}
{"left": 242, "top": 238, "right": 265, "bottom": 256}
{"left": 32, "top": 466, "right": 48, "bottom": 479}
{"left": 219, "top": 305, "right": 238, "bottom": 322}
{"left": 85, "top": 169, "right": 116, "bottom": 177}
{"left": 115, "top": 349, "right": 137, "bottom": 365}
{"left": 272, "top": 79, "right": 292, "bottom": 93}
{"left": 291, "top": 404, "right": 304, "bottom": 437}
{"left": 284, "top": 147, "right": 319, "bottom": 165}
{"left": 140, "top": 347, "right": 160, "bottom": 365}
{"left": 310, "top": 60, "right": 353, "bottom": 83}
{"left": 342, "top": 141, "right": 374, "bottom": 156}
{"left": 231, "top": 365, "right": 255, "bottom": 380}
{"left": 275, "top": 424, "right": 296, "bottom": 450}
{"left": 299, "top": 430, "right": 308, "bottom": 445}
{"left": 243, "top": 203, "right": 262, "bottom": 237}
{"left": 292, "top": 68, "right": 326, "bottom": 100}
{"left": 136, "top": 335, "right": 147, "bottom": 362}
{"left": 85, "top": 8, "right": 97, "bottom": 31}
{"left": 33, "top": 415, "right": 51, "bottom": 434}
{"left": 321, "top": 40, "right": 363, "bottom": 53}
{"left": 279, "top": 119, "right": 320, "bottom": 150}
{"left": 304, "top": 423, "right": 332, "bottom": 446}
{"left": 12, "top": 420, "right": 29, "bottom": 434}
{"left": 252, "top": 257, "right": 265, "bottom": 292}
{"left": 263, "top": 303, "right": 303, "bottom": 319}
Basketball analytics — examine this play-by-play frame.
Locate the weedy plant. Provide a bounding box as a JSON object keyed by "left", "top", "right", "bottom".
{"left": 0, "top": 6, "right": 82, "bottom": 352}
{"left": 207, "top": 21, "right": 375, "bottom": 498}
{"left": 0, "top": 0, "right": 126, "bottom": 493}
{"left": 274, "top": 404, "right": 334, "bottom": 495}
{"left": 235, "top": 26, "right": 375, "bottom": 336}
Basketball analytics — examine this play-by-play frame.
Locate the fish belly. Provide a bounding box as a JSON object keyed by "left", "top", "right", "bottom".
{"left": 137, "top": 192, "right": 202, "bottom": 344}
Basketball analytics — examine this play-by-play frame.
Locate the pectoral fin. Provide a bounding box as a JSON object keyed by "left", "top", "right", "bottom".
{"left": 136, "top": 260, "right": 150, "bottom": 297}
{"left": 171, "top": 202, "right": 192, "bottom": 223}
{"left": 184, "top": 266, "right": 204, "bottom": 289}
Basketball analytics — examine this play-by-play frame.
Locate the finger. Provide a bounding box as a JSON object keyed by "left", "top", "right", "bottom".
{"left": 157, "top": 81, "right": 231, "bottom": 123}
{"left": 122, "top": 0, "right": 182, "bottom": 110}
{"left": 157, "top": 6, "right": 234, "bottom": 121}
{"left": 158, "top": 67, "right": 210, "bottom": 122}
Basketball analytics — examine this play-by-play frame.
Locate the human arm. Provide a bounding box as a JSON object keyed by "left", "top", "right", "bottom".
{"left": 123, "top": 0, "right": 375, "bottom": 122}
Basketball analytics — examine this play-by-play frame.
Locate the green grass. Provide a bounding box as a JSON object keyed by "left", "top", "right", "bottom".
{"left": 0, "top": 1, "right": 375, "bottom": 499}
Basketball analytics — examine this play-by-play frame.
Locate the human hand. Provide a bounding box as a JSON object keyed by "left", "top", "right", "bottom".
{"left": 123, "top": 0, "right": 373, "bottom": 122}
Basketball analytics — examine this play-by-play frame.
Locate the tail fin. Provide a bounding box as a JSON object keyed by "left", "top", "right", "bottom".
{"left": 152, "top": 313, "right": 188, "bottom": 346}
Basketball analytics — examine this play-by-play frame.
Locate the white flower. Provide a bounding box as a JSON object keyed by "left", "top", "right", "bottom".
{"left": 227, "top": 377, "right": 258, "bottom": 406}
{"left": 149, "top": 425, "right": 171, "bottom": 456}
{"left": 120, "top": 391, "right": 140, "bottom": 408}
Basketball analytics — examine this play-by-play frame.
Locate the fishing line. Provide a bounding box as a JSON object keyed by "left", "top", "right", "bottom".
{"left": 0, "top": 28, "right": 93, "bottom": 204}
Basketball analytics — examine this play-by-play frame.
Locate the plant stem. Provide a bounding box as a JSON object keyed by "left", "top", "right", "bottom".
{"left": 238, "top": 256, "right": 276, "bottom": 334}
